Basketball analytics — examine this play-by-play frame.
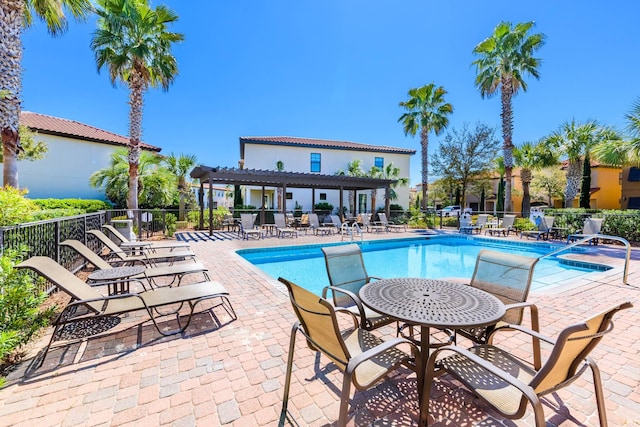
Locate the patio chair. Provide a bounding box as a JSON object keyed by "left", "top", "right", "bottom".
{"left": 308, "top": 213, "right": 334, "bottom": 236}
{"left": 61, "top": 239, "right": 210, "bottom": 288}
{"left": 273, "top": 213, "right": 298, "bottom": 238}
{"left": 102, "top": 224, "right": 190, "bottom": 251}
{"left": 485, "top": 214, "right": 516, "bottom": 237}
{"left": 567, "top": 217, "right": 604, "bottom": 245}
{"left": 16, "top": 256, "right": 237, "bottom": 368}
{"left": 88, "top": 230, "right": 196, "bottom": 266}
{"left": 278, "top": 277, "right": 419, "bottom": 427}
{"left": 472, "top": 214, "right": 489, "bottom": 233}
{"left": 321, "top": 244, "right": 394, "bottom": 331}
{"left": 520, "top": 216, "right": 554, "bottom": 241}
{"left": 422, "top": 301, "right": 633, "bottom": 427}
{"left": 377, "top": 213, "right": 407, "bottom": 232}
{"left": 457, "top": 249, "right": 540, "bottom": 344}
{"left": 359, "top": 213, "right": 385, "bottom": 233}
{"left": 239, "top": 213, "right": 264, "bottom": 240}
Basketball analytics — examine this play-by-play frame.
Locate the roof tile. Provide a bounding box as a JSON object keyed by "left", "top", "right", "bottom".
{"left": 19, "top": 111, "right": 161, "bottom": 151}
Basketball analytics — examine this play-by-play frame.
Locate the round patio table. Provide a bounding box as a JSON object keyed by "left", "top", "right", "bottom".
{"left": 359, "top": 278, "right": 506, "bottom": 426}
{"left": 88, "top": 266, "right": 145, "bottom": 296}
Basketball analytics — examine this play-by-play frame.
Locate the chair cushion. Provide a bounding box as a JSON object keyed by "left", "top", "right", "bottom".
{"left": 437, "top": 345, "right": 536, "bottom": 416}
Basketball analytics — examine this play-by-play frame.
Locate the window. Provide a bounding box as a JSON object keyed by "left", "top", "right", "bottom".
{"left": 628, "top": 167, "right": 640, "bottom": 182}
{"left": 319, "top": 193, "right": 327, "bottom": 201}
{"left": 310, "top": 153, "right": 321, "bottom": 172}
{"left": 628, "top": 197, "right": 640, "bottom": 209}
{"left": 286, "top": 192, "right": 293, "bottom": 200}
{"left": 374, "top": 157, "right": 384, "bottom": 168}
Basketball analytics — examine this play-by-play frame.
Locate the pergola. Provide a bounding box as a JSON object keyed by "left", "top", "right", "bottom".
{"left": 189, "top": 166, "right": 397, "bottom": 234}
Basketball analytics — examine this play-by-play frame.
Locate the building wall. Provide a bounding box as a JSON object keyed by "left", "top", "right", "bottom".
{"left": 621, "top": 167, "right": 640, "bottom": 209}
{"left": 2, "top": 134, "right": 116, "bottom": 200}
{"left": 242, "top": 143, "right": 412, "bottom": 212}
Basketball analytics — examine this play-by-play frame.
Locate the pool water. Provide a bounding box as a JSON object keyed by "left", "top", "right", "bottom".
{"left": 237, "top": 236, "right": 610, "bottom": 294}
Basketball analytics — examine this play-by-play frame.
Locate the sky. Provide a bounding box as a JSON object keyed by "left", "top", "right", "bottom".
{"left": 20, "top": 0, "right": 640, "bottom": 186}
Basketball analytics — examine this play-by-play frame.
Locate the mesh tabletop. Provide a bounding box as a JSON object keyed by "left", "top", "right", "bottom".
{"left": 359, "top": 278, "right": 506, "bottom": 329}
{"left": 88, "top": 266, "right": 146, "bottom": 282}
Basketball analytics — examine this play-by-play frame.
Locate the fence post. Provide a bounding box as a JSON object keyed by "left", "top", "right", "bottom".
{"left": 54, "top": 221, "right": 60, "bottom": 263}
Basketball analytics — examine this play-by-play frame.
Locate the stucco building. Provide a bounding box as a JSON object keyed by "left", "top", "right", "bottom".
{"left": 239, "top": 136, "right": 415, "bottom": 213}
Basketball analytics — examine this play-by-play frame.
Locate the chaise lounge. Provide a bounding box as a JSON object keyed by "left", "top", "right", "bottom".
{"left": 16, "top": 256, "right": 236, "bottom": 368}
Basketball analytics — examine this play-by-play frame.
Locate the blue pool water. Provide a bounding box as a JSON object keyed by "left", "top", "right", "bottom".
{"left": 237, "top": 236, "right": 610, "bottom": 294}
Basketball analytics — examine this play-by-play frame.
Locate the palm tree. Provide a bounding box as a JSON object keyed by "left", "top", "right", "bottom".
{"left": 398, "top": 83, "right": 453, "bottom": 210}
{"left": 472, "top": 21, "right": 546, "bottom": 213}
{"left": 336, "top": 159, "right": 364, "bottom": 213}
{"left": 164, "top": 153, "right": 197, "bottom": 220}
{"left": 377, "top": 162, "right": 409, "bottom": 210}
{"left": 1, "top": 0, "right": 92, "bottom": 188}
{"left": 514, "top": 141, "right": 558, "bottom": 218}
{"left": 91, "top": 0, "right": 183, "bottom": 210}
{"left": 541, "top": 120, "right": 619, "bottom": 207}
{"left": 593, "top": 98, "right": 640, "bottom": 166}
{"left": 90, "top": 147, "right": 174, "bottom": 208}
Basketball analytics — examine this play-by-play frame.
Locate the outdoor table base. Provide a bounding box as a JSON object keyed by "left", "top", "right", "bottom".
{"left": 359, "top": 278, "right": 506, "bottom": 426}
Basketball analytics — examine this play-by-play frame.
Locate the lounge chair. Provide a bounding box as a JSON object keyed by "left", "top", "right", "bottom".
{"left": 472, "top": 214, "right": 489, "bottom": 233}
{"left": 567, "top": 217, "right": 604, "bottom": 245}
{"left": 485, "top": 214, "right": 516, "bottom": 237}
{"left": 377, "top": 213, "right": 407, "bottom": 232}
{"left": 88, "top": 230, "right": 196, "bottom": 266}
{"left": 520, "top": 216, "right": 554, "bottom": 241}
{"left": 16, "top": 256, "right": 236, "bottom": 368}
{"left": 359, "top": 213, "right": 385, "bottom": 233}
{"left": 278, "top": 277, "right": 419, "bottom": 427}
{"left": 308, "top": 213, "right": 334, "bottom": 236}
{"left": 61, "top": 239, "right": 209, "bottom": 288}
{"left": 102, "top": 224, "right": 190, "bottom": 251}
{"left": 273, "top": 213, "right": 297, "bottom": 238}
{"left": 422, "top": 301, "right": 633, "bottom": 427}
{"left": 239, "top": 214, "right": 264, "bottom": 240}
{"left": 456, "top": 249, "right": 540, "bottom": 344}
{"left": 321, "top": 244, "right": 394, "bottom": 330}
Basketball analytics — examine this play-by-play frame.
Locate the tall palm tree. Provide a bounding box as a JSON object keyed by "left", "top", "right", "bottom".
{"left": 472, "top": 21, "right": 546, "bottom": 213}
{"left": 593, "top": 98, "right": 640, "bottom": 166}
{"left": 1, "top": 0, "right": 92, "bottom": 188}
{"left": 91, "top": 0, "right": 183, "bottom": 209}
{"left": 541, "top": 120, "right": 619, "bottom": 207}
{"left": 398, "top": 83, "right": 453, "bottom": 210}
{"left": 514, "top": 141, "right": 558, "bottom": 218}
{"left": 336, "top": 159, "right": 364, "bottom": 213}
{"left": 164, "top": 153, "right": 197, "bottom": 220}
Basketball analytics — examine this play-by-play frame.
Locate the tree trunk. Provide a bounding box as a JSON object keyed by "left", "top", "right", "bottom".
{"left": 127, "top": 68, "right": 145, "bottom": 210}
{"left": 500, "top": 78, "right": 514, "bottom": 213}
{"left": 564, "top": 160, "right": 582, "bottom": 208}
{"left": 520, "top": 168, "right": 532, "bottom": 218}
{"left": 0, "top": 1, "right": 24, "bottom": 188}
{"left": 420, "top": 126, "right": 429, "bottom": 210}
{"left": 370, "top": 189, "right": 376, "bottom": 215}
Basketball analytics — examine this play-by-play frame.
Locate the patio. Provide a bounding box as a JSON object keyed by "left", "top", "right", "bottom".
{"left": 1, "top": 229, "right": 639, "bottom": 426}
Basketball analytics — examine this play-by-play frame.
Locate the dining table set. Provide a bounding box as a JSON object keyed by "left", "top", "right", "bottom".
{"left": 358, "top": 277, "right": 507, "bottom": 426}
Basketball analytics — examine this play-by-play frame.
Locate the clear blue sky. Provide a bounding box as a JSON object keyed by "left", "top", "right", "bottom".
{"left": 21, "top": 0, "right": 640, "bottom": 186}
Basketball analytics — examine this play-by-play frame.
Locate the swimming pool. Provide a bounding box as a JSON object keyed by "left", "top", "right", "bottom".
{"left": 237, "top": 235, "right": 611, "bottom": 294}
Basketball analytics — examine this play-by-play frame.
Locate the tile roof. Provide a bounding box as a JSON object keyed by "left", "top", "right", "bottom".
{"left": 239, "top": 136, "right": 416, "bottom": 155}
{"left": 19, "top": 111, "right": 161, "bottom": 152}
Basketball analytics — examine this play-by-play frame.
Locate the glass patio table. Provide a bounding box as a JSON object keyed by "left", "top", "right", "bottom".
{"left": 359, "top": 277, "right": 506, "bottom": 426}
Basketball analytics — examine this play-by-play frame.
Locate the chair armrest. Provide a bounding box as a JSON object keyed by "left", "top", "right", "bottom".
{"left": 503, "top": 301, "right": 540, "bottom": 332}
{"left": 322, "top": 285, "right": 367, "bottom": 323}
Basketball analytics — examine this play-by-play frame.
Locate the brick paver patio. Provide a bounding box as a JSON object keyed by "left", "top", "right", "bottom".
{"left": 1, "top": 228, "right": 639, "bottom": 426}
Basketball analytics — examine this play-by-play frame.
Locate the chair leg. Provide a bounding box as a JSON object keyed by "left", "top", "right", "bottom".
{"left": 279, "top": 323, "right": 299, "bottom": 426}
{"left": 588, "top": 358, "right": 609, "bottom": 426}
{"left": 338, "top": 369, "right": 353, "bottom": 427}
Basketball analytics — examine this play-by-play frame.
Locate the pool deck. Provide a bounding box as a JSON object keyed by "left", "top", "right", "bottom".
{"left": 2, "top": 228, "right": 640, "bottom": 426}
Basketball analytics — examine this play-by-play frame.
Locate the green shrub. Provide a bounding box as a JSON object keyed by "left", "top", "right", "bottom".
{"left": 314, "top": 202, "right": 333, "bottom": 212}
{"left": 0, "top": 186, "right": 35, "bottom": 226}
{"left": 165, "top": 213, "right": 177, "bottom": 237}
{"left": 514, "top": 217, "right": 536, "bottom": 231}
{"left": 31, "top": 198, "right": 111, "bottom": 212}
{"left": 186, "top": 207, "right": 229, "bottom": 230}
{"left": 30, "top": 208, "right": 86, "bottom": 221}
{"left": 0, "top": 249, "right": 55, "bottom": 375}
